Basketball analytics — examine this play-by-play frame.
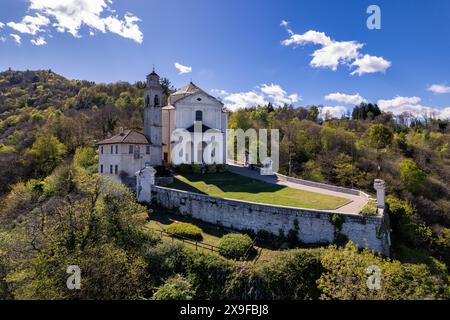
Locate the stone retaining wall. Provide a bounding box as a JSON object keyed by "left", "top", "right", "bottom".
{"left": 152, "top": 186, "right": 390, "bottom": 255}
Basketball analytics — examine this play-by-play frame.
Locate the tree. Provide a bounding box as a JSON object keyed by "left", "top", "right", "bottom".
{"left": 367, "top": 124, "right": 393, "bottom": 149}
{"left": 152, "top": 275, "right": 195, "bottom": 300}
{"left": 26, "top": 134, "right": 67, "bottom": 177}
{"left": 399, "top": 159, "right": 426, "bottom": 193}
{"left": 306, "top": 106, "right": 319, "bottom": 122}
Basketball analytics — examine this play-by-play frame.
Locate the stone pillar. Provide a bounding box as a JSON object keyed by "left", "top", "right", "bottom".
{"left": 135, "top": 166, "right": 156, "bottom": 203}
{"left": 373, "top": 179, "right": 386, "bottom": 209}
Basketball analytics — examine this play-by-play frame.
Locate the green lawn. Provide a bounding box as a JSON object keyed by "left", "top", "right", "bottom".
{"left": 168, "top": 172, "right": 350, "bottom": 210}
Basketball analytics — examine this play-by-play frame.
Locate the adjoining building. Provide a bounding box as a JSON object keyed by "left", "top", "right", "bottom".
{"left": 96, "top": 128, "right": 151, "bottom": 184}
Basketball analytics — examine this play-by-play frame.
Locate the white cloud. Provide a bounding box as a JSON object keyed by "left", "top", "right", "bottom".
{"left": 427, "top": 84, "right": 450, "bottom": 94}
{"left": 377, "top": 96, "right": 450, "bottom": 119}
{"left": 260, "top": 83, "right": 300, "bottom": 106}
{"left": 223, "top": 91, "right": 268, "bottom": 111}
{"left": 282, "top": 29, "right": 332, "bottom": 46}
{"left": 350, "top": 54, "right": 391, "bottom": 76}
{"left": 174, "top": 62, "right": 192, "bottom": 75}
{"left": 222, "top": 84, "right": 300, "bottom": 111}
{"left": 320, "top": 106, "right": 348, "bottom": 119}
{"left": 311, "top": 41, "right": 363, "bottom": 71}
{"left": 281, "top": 20, "right": 391, "bottom": 75}
{"left": 7, "top": 14, "right": 50, "bottom": 35}
{"left": 378, "top": 96, "right": 421, "bottom": 110}
{"left": 6, "top": 0, "right": 143, "bottom": 44}
{"left": 0, "top": 37, "right": 6, "bottom": 43}
{"left": 102, "top": 13, "right": 143, "bottom": 44}
{"left": 325, "top": 92, "right": 367, "bottom": 105}
{"left": 10, "top": 33, "right": 21, "bottom": 45}
{"left": 0, "top": 22, "right": 4, "bottom": 28}
{"left": 30, "top": 36, "right": 46, "bottom": 46}
{"left": 211, "top": 89, "right": 229, "bottom": 96}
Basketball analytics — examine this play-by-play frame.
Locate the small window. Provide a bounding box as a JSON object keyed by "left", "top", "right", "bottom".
{"left": 100, "top": 146, "right": 104, "bottom": 154}
{"left": 129, "top": 145, "right": 133, "bottom": 154}
{"left": 146, "top": 145, "right": 150, "bottom": 154}
{"left": 195, "top": 110, "right": 203, "bottom": 122}
{"left": 115, "top": 165, "right": 118, "bottom": 174}
{"left": 110, "top": 165, "right": 113, "bottom": 174}
{"left": 100, "top": 164, "right": 103, "bottom": 173}
{"left": 110, "top": 145, "right": 113, "bottom": 154}
{"left": 154, "top": 95, "right": 160, "bottom": 107}
{"left": 115, "top": 145, "right": 118, "bottom": 154}
{"left": 134, "top": 146, "right": 140, "bottom": 159}
{"left": 197, "top": 98, "right": 202, "bottom": 101}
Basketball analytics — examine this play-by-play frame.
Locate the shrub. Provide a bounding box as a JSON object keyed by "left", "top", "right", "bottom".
{"left": 166, "top": 222, "right": 203, "bottom": 241}
{"left": 226, "top": 249, "right": 324, "bottom": 300}
{"left": 176, "top": 164, "right": 191, "bottom": 174}
{"left": 183, "top": 250, "right": 234, "bottom": 299}
{"left": 191, "top": 164, "right": 201, "bottom": 174}
{"left": 399, "top": 159, "right": 426, "bottom": 193}
{"left": 207, "top": 164, "right": 217, "bottom": 174}
{"left": 330, "top": 213, "right": 345, "bottom": 231}
{"left": 216, "top": 164, "right": 228, "bottom": 173}
{"left": 360, "top": 200, "right": 378, "bottom": 216}
{"left": 152, "top": 275, "right": 195, "bottom": 300}
{"left": 218, "top": 234, "right": 254, "bottom": 260}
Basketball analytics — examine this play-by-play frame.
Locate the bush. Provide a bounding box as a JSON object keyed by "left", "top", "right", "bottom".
{"left": 218, "top": 234, "right": 254, "bottom": 260}
{"left": 216, "top": 164, "right": 228, "bottom": 173}
{"left": 191, "top": 164, "right": 201, "bottom": 174}
{"left": 176, "top": 164, "right": 191, "bottom": 174}
{"left": 360, "top": 200, "right": 378, "bottom": 216}
{"left": 226, "top": 249, "right": 324, "bottom": 299}
{"left": 207, "top": 164, "right": 217, "bottom": 174}
{"left": 152, "top": 275, "right": 195, "bottom": 300}
{"left": 166, "top": 222, "right": 203, "bottom": 241}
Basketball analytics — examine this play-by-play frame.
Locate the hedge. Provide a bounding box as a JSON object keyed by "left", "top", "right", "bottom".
{"left": 218, "top": 233, "right": 254, "bottom": 260}
{"left": 166, "top": 222, "right": 203, "bottom": 241}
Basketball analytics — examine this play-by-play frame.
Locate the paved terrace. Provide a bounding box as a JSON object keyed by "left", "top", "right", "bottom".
{"left": 227, "top": 163, "right": 370, "bottom": 215}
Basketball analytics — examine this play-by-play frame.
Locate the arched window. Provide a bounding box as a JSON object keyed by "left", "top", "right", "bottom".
{"left": 195, "top": 110, "right": 203, "bottom": 122}
{"left": 145, "top": 95, "right": 150, "bottom": 107}
{"left": 154, "top": 95, "right": 160, "bottom": 107}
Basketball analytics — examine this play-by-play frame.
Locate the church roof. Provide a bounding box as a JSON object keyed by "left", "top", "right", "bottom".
{"left": 169, "top": 82, "right": 224, "bottom": 106}
{"left": 96, "top": 129, "right": 149, "bottom": 145}
{"left": 172, "top": 82, "right": 204, "bottom": 96}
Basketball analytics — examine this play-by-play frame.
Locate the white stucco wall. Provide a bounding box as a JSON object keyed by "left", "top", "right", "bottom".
{"left": 174, "top": 93, "right": 224, "bottom": 130}
{"left": 98, "top": 144, "right": 151, "bottom": 183}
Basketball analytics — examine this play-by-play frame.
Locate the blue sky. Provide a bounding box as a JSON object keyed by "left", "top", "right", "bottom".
{"left": 0, "top": 0, "right": 449, "bottom": 117}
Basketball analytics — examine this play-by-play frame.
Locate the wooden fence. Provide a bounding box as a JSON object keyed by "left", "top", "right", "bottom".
{"left": 145, "top": 226, "right": 263, "bottom": 263}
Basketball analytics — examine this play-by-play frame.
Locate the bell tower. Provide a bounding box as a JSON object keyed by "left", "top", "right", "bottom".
{"left": 144, "top": 68, "right": 163, "bottom": 166}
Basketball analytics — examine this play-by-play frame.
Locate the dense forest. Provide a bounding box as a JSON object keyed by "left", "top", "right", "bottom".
{"left": 0, "top": 70, "right": 449, "bottom": 300}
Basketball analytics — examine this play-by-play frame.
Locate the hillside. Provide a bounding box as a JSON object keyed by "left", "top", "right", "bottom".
{"left": 0, "top": 69, "right": 168, "bottom": 194}
{"left": 0, "top": 70, "right": 449, "bottom": 300}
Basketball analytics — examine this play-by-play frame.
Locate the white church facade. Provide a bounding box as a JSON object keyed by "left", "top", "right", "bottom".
{"left": 96, "top": 69, "right": 228, "bottom": 182}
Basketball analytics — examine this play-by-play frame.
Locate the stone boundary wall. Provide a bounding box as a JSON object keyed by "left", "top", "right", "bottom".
{"left": 152, "top": 186, "right": 390, "bottom": 255}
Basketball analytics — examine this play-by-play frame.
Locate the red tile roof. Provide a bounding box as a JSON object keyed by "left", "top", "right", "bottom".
{"left": 96, "top": 129, "right": 149, "bottom": 145}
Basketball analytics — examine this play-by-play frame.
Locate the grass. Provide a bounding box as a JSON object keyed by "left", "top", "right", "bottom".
{"left": 168, "top": 172, "right": 350, "bottom": 210}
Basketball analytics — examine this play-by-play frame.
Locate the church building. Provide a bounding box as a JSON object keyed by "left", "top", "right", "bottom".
{"left": 96, "top": 69, "right": 228, "bottom": 182}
